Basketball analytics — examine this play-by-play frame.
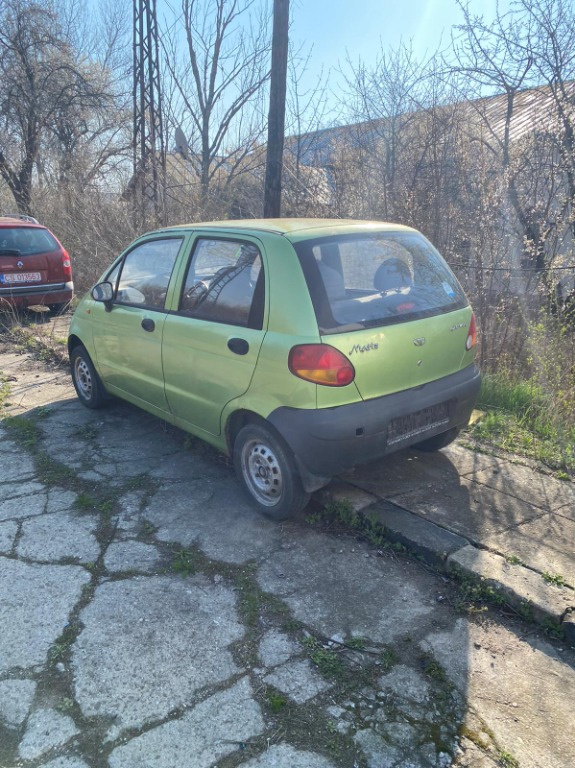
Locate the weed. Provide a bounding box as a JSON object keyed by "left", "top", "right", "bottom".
{"left": 56, "top": 698, "right": 75, "bottom": 714}
{"left": 235, "top": 569, "right": 262, "bottom": 627}
{"left": 2, "top": 415, "right": 40, "bottom": 448}
{"left": 48, "top": 623, "right": 79, "bottom": 663}
{"left": 310, "top": 647, "right": 345, "bottom": 677}
{"left": 142, "top": 520, "right": 158, "bottom": 536}
{"left": 75, "top": 493, "right": 97, "bottom": 511}
{"left": 379, "top": 647, "right": 398, "bottom": 671}
{"left": 0, "top": 375, "right": 12, "bottom": 409}
{"left": 324, "top": 498, "right": 360, "bottom": 527}
{"left": 504, "top": 554, "right": 524, "bottom": 566}
{"left": 451, "top": 570, "right": 507, "bottom": 612}
{"left": 345, "top": 636, "right": 367, "bottom": 650}
{"left": 420, "top": 654, "right": 448, "bottom": 684}
{"left": 266, "top": 691, "right": 287, "bottom": 713}
{"left": 36, "top": 454, "right": 75, "bottom": 485}
{"left": 74, "top": 423, "right": 98, "bottom": 440}
{"left": 542, "top": 571, "right": 566, "bottom": 587}
{"left": 171, "top": 549, "right": 198, "bottom": 578}
{"left": 515, "top": 601, "right": 534, "bottom": 623}
{"left": 498, "top": 748, "right": 520, "bottom": 767}
{"left": 541, "top": 618, "right": 564, "bottom": 640}
{"left": 98, "top": 499, "right": 115, "bottom": 515}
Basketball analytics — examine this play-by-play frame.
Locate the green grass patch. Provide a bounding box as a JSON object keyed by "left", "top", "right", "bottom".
{"left": 471, "top": 373, "right": 575, "bottom": 475}
{"left": 2, "top": 414, "right": 41, "bottom": 448}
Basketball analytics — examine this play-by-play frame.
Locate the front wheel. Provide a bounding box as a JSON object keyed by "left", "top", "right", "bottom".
{"left": 70, "top": 345, "right": 108, "bottom": 409}
{"left": 233, "top": 423, "right": 310, "bottom": 520}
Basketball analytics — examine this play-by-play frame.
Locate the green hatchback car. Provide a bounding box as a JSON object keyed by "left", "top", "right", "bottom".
{"left": 68, "top": 219, "right": 480, "bottom": 519}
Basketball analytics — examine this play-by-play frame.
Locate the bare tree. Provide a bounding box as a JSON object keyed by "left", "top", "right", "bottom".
{"left": 0, "top": 0, "right": 118, "bottom": 214}
{"left": 162, "top": 0, "right": 270, "bottom": 216}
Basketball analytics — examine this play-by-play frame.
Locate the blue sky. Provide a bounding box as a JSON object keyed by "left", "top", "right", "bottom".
{"left": 289, "top": 0, "right": 512, "bottom": 95}
{"left": 157, "top": 0, "right": 514, "bottom": 129}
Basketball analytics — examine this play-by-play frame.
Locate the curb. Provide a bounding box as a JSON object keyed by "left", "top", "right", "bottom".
{"left": 319, "top": 482, "right": 575, "bottom": 644}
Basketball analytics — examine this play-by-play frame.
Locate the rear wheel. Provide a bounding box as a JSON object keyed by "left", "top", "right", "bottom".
{"left": 415, "top": 427, "right": 459, "bottom": 452}
{"left": 233, "top": 423, "right": 310, "bottom": 520}
{"left": 48, "top": 302, "right": 69, "bottom": 316}
{"left": 70, "top": 345, "right": 107, "bottom": 409}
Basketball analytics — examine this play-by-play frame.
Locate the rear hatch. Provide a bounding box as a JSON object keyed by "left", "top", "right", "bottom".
{"left": 0, "top": 225, "right": 62, "bottom": 286}
{"left": 322, "top": 306, "right": 473, "bottom": 400}
{"left": 294, "top": 227, "right": 475, "bottom": 401}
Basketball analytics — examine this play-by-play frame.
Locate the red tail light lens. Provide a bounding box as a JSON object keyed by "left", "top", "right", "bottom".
{"left": 61, "top": 248, "right": 72, "bottom": 278}
{"left": 466, "top": 313, "right": 477, "bottom": 351}
{"left": 289, "top": 344, "right": 355, "bottom": 386}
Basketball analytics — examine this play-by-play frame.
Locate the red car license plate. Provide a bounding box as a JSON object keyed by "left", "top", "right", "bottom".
{"left": 1, "top": 271, "right": 41, "bottom": 284}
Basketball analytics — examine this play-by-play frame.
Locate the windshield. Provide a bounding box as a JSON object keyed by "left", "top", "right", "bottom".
{"left": 294, "top": 231, "right": 468, "bottom": 334}
{"left": 0, "top": 227, "right": 59, "bottom": 256}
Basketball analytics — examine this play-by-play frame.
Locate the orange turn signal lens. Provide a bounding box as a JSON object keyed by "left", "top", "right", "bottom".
{"left": 289, "top": 344, "right": 355, "bottom": 387}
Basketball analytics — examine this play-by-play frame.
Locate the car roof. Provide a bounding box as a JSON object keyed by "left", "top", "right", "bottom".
{"left": 0, "top": 215, "right": 43, "bottom": 229}
{"left": 161, "top": 218, "right": 416, "bottom": 241}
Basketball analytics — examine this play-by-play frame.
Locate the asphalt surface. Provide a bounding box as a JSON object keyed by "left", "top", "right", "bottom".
{"left": 0, "top": 313, "right": 574, "bottom": 768}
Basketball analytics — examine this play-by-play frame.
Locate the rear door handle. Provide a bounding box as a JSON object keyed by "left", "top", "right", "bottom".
{"left": 141, "top": 318, "right": 155, "bottom": 332}
{"left": 227, "top": 337, "right": 249, "bottom": 355}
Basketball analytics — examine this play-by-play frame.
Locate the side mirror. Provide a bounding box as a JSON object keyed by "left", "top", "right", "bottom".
{"left": 91, "top": 281, "right": 114, "bottom": 311}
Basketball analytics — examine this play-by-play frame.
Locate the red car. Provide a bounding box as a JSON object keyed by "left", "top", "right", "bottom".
{"left": 0, "top": 215, "right": 73, "bottom": 314}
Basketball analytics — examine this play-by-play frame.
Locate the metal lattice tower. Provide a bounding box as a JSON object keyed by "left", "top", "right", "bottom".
{"left": 133, "top": 0, "right": 166, "bottom": 225}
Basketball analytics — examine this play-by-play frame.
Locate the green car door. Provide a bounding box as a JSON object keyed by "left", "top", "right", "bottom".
{"left": 162, "top": 235, "right": 267, "bottom": 436}
{"left": 91, "top": 236, "right": 183, "bottom": 413}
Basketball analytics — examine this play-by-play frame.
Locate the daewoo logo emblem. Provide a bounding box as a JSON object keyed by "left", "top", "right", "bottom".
{"left": 17, "top": 261, "right": 24, "bottom": 269}
{"left": 413, "top": 337, "right": 426, "bottom": 346}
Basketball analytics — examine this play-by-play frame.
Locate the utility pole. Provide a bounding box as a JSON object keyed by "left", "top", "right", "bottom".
{"left": 263, "top": 0, "right": 289, "bottom": 218}
{"left": 133, "top": 0, "right": 166, "bottom": 226}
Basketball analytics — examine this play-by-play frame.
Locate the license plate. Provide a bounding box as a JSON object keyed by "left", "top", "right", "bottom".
{"left": 387, "top": 402, "right": 451, "bottom": 446}
{"left": 0, "top": 272, "right": 41, "bottom": 284}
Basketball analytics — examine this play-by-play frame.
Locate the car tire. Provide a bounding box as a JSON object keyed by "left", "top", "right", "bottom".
{"left": 415, "top": 427, "right": 460, "bottom": 452}
{"left": 233, "top": 423, "right": 310, "bottom": 520}
{"left": 70, "top": 345, "right": 108, "bottom": 409}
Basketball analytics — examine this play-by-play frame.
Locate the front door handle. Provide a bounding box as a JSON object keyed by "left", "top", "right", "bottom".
{"left": 227, "top": 337, "right": 249, "bottom": 355}
{"left": 141, "top": 318, "right": 155, "bottom": 332}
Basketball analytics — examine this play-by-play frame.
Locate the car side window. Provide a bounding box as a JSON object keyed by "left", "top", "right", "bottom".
{"left": 115, "top": 238, "right": 182, "bottom": 309}
{"left": 179, "top": 238, "right": 264, "bottom": 328}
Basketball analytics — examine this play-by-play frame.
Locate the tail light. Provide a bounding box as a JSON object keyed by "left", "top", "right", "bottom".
{"left": 289, "top": 344, "right": 355, "bottom": 386}
{"left": 61, "top": 248, "right": 72, "bottom": 279}
{"left": 466, "top": 313, "right": 477, "bottom": 351}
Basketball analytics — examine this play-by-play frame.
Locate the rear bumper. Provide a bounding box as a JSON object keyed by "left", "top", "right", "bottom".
{"left": 0, "top": 281, "right": 73, "bottom": 307}
{"left": 268, "top": 364, "right": 481, "bottom": 490}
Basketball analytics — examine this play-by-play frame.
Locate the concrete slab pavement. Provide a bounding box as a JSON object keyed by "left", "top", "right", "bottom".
{"left": 1, "top": 319, "right": 575, "bottom": 768}
{"left": 334, "top": 443, "right": 575, "bottom": 638}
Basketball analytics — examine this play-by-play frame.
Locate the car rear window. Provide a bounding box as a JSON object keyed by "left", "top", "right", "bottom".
{"left": 294, "top": 231, "right": 468, "bottom": 334}
{"left": 0, "top": 226, "right": 59, "bottom": 256}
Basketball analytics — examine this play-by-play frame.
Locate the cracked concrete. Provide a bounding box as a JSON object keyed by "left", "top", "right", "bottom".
{"left": 0, "top": 330, "right": 575, "bottom": 768}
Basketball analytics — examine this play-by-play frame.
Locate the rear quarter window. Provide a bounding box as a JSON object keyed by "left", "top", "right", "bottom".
{"left": 295, "top": 231, "right": 468, "bottom": 334}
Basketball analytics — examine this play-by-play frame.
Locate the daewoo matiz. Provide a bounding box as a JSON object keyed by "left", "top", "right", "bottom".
{"left": 68, "top": 219, "right": 480, "bottom": 519}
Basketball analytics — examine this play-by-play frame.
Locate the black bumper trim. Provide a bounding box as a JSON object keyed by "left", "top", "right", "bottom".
{"left": 268, "top": 364, "right": 481, "bottom": 486}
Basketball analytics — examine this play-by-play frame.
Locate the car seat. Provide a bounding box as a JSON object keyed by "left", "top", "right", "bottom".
{"left": 374, "top": 257, "right": 412, "bottom": 294}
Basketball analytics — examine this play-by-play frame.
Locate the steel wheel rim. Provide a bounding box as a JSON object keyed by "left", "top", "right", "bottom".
{"left": 74, "top": 357, "right": 93, "bottom": 400}
{"left": 241, "top": 438, "right": 283, "bottom": 507}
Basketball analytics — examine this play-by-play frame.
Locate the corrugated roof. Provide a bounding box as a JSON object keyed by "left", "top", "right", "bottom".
{"left": 288, "top": 81, "right": 575, "bottom": 165}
